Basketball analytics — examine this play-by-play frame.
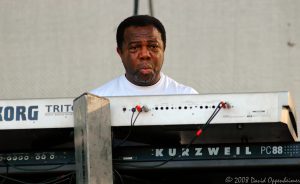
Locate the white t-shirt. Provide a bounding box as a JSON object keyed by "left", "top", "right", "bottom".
{"left": 90, "top": 73, "right": 198, "bottom": 97}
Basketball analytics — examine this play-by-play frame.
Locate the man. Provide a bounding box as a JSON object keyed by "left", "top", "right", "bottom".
{"left": 90, "top": 15, "right": 197, "bottom": 96}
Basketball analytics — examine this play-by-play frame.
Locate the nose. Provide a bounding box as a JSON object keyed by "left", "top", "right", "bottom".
{"left": 139, "top": 46, "right": 150, "bottom": 59}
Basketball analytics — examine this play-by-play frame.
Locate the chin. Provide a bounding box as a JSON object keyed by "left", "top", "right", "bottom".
{"left": 134, "top": 75, "right": 156, "bottom": 86}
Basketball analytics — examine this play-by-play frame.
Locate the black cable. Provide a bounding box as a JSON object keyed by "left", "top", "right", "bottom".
{"left": 132, "top": 111, "right": 141, "bottom": 126}
{"left": 52, "top": 177, "right": 71, "bottom": 184}
{"left": 113, "top": 110, "right": 135, "bottom": 147}
{"left": 0, "top": 172, "right": 75, "bottom": 184}
{"left": 0, "top": 175, "right": 28, "bottom": 184}
{"left": 40, "top": 172, "right": 75, "bottom": 184}
{"left": 68, "top": 173, "right": 74, "bottom": 184}
{"left": 133, "top": 0, "right": 154, "bottom": 16}
{"left": 113, "top": 168, "right": 124, "bottom": 184}
{"left": 113, "top": 109, "right": 141, "bottom": 148}
{"left": 0, "top": 177, "right": 5, "bottom": 184}
{"left": 148, "top": 0, "right": 154, "bottom": 16}
{"left": 38, "top": 172, "right": 75, "bottom": 184}
{"left": 133, "top": 0, "right": 139, "bottom": 15}
{"left": 197, "top": 102, "right": 222, "bottom": 132}
{"left": 7, "top": 162, "right": 71, "bottom": 172}
{"left": 113, "top": 102, "right": 225, "bottom": 169}
{"left": 0, "top": 160, "right": 8, "bottom": 184}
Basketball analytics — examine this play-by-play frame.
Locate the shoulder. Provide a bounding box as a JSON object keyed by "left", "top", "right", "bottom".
{"left": 162, "top": 74, "right": 198, "bottom": 94}
{"left": 89, "top": 76, "right": 124, "bottom": 97}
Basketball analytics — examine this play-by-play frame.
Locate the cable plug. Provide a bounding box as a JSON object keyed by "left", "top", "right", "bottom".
{"left": 220, "top": 101, "right": 230, "bottom": 109}
{"left": 131, "top": 107, "right": 136, "bottom": 112}
{"left": 134, "top": 105, "right": 150, "bottom": 112}
{"left": 196, "top": 129, "right": 203, "bottom": 137}
{"left": 135, "top": 105, "right": 142, "bottom": 112}
{"left": 142, "top": 105, "right": 149, "bottom": 112}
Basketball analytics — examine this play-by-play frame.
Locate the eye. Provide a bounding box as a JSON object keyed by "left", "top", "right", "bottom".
{"left": 129, "top": 46, "right": 138, "bottom": 52}
{"left": 148, "top": 44, "right": 159, "bottom": 51}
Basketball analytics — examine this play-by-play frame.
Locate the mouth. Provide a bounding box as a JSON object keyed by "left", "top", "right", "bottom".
{"left": 138, "top": 64, "right": 153, "bottom": 75}
{"left": 139, "top": 68, "right": 153, "bottom": 75}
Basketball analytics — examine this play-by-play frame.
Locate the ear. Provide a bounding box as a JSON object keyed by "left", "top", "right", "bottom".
{"left": 116, "top": 47, "right": 122, "bottom": 57}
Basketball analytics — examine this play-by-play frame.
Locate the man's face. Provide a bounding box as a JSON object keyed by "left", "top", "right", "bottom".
{"left": 117, "top": 25, "right": 164, "bottom": 86}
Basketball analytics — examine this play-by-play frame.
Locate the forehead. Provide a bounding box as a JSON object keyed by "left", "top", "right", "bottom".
{"left": 123, "top": 25, "right": 163, "bottom": 43}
